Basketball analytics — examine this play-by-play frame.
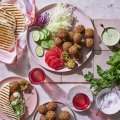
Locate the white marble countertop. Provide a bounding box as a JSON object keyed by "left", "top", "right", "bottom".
{"left": 36, "top": 0, "right": 120, "bottom": 19}
{"left": 0, "top": 0, "right": 120, "bottom": 120}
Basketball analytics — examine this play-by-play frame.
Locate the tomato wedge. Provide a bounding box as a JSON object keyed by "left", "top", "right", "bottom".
{"left": 45, "top": 50, "right": 59, "bottom": 61}
{"left": 45, "top": 46, "right": 64, "bottom": 70}
{"left": 47, "top": 56, "right": 58, "bottom": 66}
{"left": 51, "top": 46, "right": 62, "bottom": 56}
{"left": 49, "top": 58, "right": 64, "bottom": 70}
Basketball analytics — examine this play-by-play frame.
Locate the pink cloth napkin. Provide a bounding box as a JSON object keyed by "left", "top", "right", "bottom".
{"left": 0, "top": 0, "right": 36, "bottom": 64}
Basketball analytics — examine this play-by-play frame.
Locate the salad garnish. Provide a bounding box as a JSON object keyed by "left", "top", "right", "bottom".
{"left": 46, "top": 3, "right": 74, "bottom": 35}
{"left": 35, "top": 12, "right": 49, "bottom": 28}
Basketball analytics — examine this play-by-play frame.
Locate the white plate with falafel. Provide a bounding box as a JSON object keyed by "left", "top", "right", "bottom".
{"left": 33, "top": 101, "right": 75, "bottom": 120}
{"left": 27, "top": 3, "right": 94, "bottom": 72}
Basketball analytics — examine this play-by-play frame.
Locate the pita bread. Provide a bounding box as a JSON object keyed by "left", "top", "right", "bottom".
{"left": 0, "top": 3, "right": 25, "bottom": 39}
{"left": 0, "top": 8, "right": 16, "bottom": 31}
{"left": 0, "top": 20, "right": 15, "bottom": 51}
{"left": 0, "top": 85, "right": 20, "bottom": 120}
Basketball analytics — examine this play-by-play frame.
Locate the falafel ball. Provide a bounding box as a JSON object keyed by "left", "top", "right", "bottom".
{"left": 46, "top": 111, "right": 56, "bottom": 120}
{"left": 68, "top": 45, "right": 79, "bottom": 56}
{"left": 85, "top": 28, "right": 94, "bottom": 38}
{"left": 66, "top": 59, "right": 77, "bottom": 69}
{"left": 62, "top": 42, "right": 73, "bottom": 51}
{"left": 73, "top": 52, "right": 83, "bottom": 61}
{"left": 61, "top": 51, "right": 71, "bottom": 62}
{"left": 59, "top": 111, "right": 70, "bottom": 120}
{"left": 46, "top": 102, "right": 57, "bottom": 111}
{"left": 54, "top": 37, "right": 63, "bottom": 46}
{"left": 10, "top": 95, "right": 17, "bottom": 102}
{"left": 57, "top": 28, "right": 69, "bottom": 39}
{"left": 73, "top": 33, "right": 82, "bottom": 43}
{"left": 55, "top": 118, "right": 60, "bottom": 120}
{"left": 85, "top": 38, "right": 94, "bottom": 48}
{"left": 75, "top": 25, "right": 85, "bottom": 33}
{"left": 19, "top": 80, "right": 29, "bottom": 91}
{"left": 69, "top": 32, "right": 74, "bottom": 41}
{"left": 38, "top": 105, "right": 48, "bottom": 114}
{"left": 10, "top": 81, "right": 20, "bottom": 91}
{"left": 74, "top": 43, "right": 82, "bottom": 49}
{"left": 40, "top": 115, "right": 47, "bottom": 120}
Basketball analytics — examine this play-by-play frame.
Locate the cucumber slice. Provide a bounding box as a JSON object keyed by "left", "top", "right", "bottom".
{"left": 35, "top": 46, "right": 44, "bottom": 57}
{"left": 32, "top": 30, "right": 40, "bottom": 42}
{"left": 46, "top": 29, "right": 51, "bottom": 37}
{"left": 41, "top": 29, "right": 48, "bottom": 40}
{"left": 41, "top": 41, "right": 49, "bottom": 49}
{"left": 48, "top": 40, "right": 55, "bottom": 49}
{"left": 39, "top": 31, "right": 45, "bottom": 40}
{"left": 42, "top": 29, "right": 48, "bottom": 35}
{"left": 42, "top": 29, "right": 51, "bottom": 40}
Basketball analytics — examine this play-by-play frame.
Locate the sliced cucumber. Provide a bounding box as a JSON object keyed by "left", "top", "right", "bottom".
{"left": 41, "top": 29, "right": 51, "bottom": 40}
{"left": 41, "top": 29, "right": 48, "bottom": 40}
{"left": 35, "top": 46, "right": 44, "bottom": 57}
{"left": 32, "top": 30, "right": 40, "bottom": 42}
{"left": 41, "top": 41, "right": 49, "bottom": 49}
{"left": 42, "top": 29, "right": 48, "bottom": 35}
{"left": 48, "top": 40, "right": 55, "bottom": 49}
{"left": 39, "top": 31, "right": 45, "bottom": 40}
{"left": 46, "top": 29, "right": 51, "bottom": 37}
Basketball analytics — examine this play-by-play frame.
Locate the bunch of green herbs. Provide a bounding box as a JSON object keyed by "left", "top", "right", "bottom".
{"left": 84, "top": 48, "right": 120, "bottom": 95}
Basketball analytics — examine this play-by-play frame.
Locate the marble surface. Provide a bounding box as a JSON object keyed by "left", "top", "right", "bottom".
{"left": 0, "top": 0, "right": 120, "bottom": 120}
{"left": 36, "top": 0, "right": 120, "bottom": 19}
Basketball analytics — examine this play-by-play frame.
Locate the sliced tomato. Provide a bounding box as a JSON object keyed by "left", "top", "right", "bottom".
{"left": 45, "top": 50, "right": 59, "bottom": 61}
{"left": 47, "top": 56, "right": 58, "bottom": 66}
{"left": 50, "top": 58, "right": 64, "bottom": 70}
{"left": 51, "top": 46, "right": 62, "bottom": 56}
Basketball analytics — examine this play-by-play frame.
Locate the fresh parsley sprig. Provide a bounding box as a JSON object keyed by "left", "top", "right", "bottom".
{"left": 84, "top": 48, "right": 120, "bottom": 95}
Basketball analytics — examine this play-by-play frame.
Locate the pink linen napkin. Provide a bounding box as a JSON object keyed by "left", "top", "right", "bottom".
{"left": 0, "top": 0, "right": 36, "bottom": 64}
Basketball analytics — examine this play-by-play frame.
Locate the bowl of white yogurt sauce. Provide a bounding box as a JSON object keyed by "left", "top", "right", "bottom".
{"left": 101, "top": 27, "right": 120, "bottom": 46}
{"left": 96, "top": 88, "right": 120, "bottom": 115}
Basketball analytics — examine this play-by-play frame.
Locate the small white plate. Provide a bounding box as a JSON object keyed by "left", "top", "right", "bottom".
{"left": 96, "top": 88, "right": 120, "bottom": 115}
{"left": 66, "top": 85, "right": 93, "bottom": 112}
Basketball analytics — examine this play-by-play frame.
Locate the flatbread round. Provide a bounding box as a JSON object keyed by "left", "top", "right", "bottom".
{"left": 0, "top": 3, "right": 25, "bottom": 39}
{"left": 0, "top": 20, "right": 15, "bottom": 51}
{"left": 0, "top": 8, "right": 16, "bottom": 31}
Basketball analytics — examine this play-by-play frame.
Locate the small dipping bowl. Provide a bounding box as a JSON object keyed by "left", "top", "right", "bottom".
{"left": 29, "top": 68, "right": 45, "bottom": 84}
{"left": 66, "top": 85, "right": 93, "bottom": 112}
{"left": 101, "top": 27, "right": 120, "bottom": 46}
{"left": 96, "top": 88, "right": 120, "bottom": 115}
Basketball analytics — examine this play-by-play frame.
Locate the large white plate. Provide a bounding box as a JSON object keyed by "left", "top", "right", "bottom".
{"left": 27, "top": 3, "right": 94, "bottom": 72}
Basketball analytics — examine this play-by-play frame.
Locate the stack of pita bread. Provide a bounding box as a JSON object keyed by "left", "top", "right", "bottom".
{"left": 0, "top": 3, "right": 25, "bottom": 51}
{"left": 0, "top": 85, "right": 20, "bottom": 120}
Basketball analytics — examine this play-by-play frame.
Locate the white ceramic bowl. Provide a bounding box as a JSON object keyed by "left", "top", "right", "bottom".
{"left": 66, "top": 85, "right": 93, "bottom": 112}
{"left": 101, "top": 27, "right": 120, "bottom": 46}
{"left": 96, "top": 88, "right": 120, "bottom": 115}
